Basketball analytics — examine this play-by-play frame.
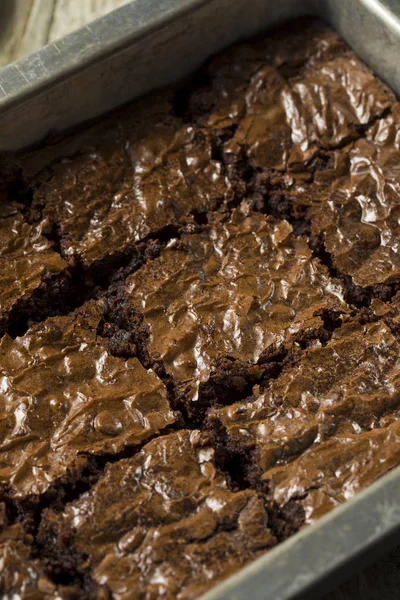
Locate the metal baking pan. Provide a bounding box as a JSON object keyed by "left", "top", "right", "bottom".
{"left": 1, "top": 0, "right": 400, "bottom": 598}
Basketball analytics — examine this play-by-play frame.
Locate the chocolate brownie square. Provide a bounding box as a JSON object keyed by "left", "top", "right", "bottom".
{"left": 0, "top": 203, "right": 69, "bottom": 336}
{"left": 110, "top": 209, "right": 348, "bottom": 402}
{"left": 0, "top": 302, "right": 174, "bottom": 501}
{"left": 25, "top": 96, "right": 232, "bottom": 273}
{"left": 39, "top": 430, "right": 301, "bottom": 599}
{"left": 209, "top": 320, "right": 400, "bottom": 521}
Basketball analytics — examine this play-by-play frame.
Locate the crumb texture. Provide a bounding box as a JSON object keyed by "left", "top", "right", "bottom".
{"left": 2, "top": 16, "right": 400, "bottom": 600}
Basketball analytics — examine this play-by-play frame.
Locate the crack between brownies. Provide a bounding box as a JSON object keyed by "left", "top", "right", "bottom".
{"left": 282, "top": 63, "right": 393, "bottom": 152}
{"left": 4, "top": 300, "right": 397, "bottom": 594}
{"left": 309, "top": 233, "right": 400, "bottom": 310}
{"left": 316, "top": 105, "right": 392, "bottom": 154}
{"left": 220, "top": 106, "right": 400, "bottom": 314}
{"left": 3, "top": 152, "right": 231, "bottom": 340}
{"left": 3, "top": 310, "right": 347, "bottom": 532}
{"left": 2, "top": 53, "right": 399, "bottom": 600}
{"left": 3, "top": 221, "right": 193, "bottom": 339}
{"left": 1, "top": 421, "right": 186, "bottom": 593}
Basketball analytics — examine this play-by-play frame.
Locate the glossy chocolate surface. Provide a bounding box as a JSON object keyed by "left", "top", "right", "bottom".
{"left": 0, "top": 302, "right": 174, "bottom": 500}
{"left": 210, "top": 320, "right": 400, "bottom": 521}
{"left": 0, "top": 204, "right": 68, "bottom": 335}
{"left": 308, "top": 107, "right": 400, "bottom": 287}
{"left": 123, "top": 209, "right": 347, "bottom": 399}
{"left": 1, "top": 16, "right": 400, "bottom": 600}
{"left": 29, "top": 96, "right": 232, "bottom": 268}
{"left": 189, "top": 20, "right": 392, "bottom": 173}
{"left": 41, "top": 431, "right": 277, "bottom": 600}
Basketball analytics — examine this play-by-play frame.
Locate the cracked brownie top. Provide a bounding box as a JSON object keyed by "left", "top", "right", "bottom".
{"left": 209, "top": 319, "right": 400, "bottom": 521}
{"left": 187, "top": 19, "right": 392, "bottom": 176}
{"left": 0, "top": 203, "right": 69, "bottom": 336}
{"left": 0, "top": 302, "right": 174, "bottom": 500}
{"left": 1, "top": 16, "right": 400, "bottom": 600}
{"left": 0, "top": 522, "right": 62, "bottom": 600}
{"left": 310, "top": 107, "right": 400, "bottom": 288}
{"left": 118, "top": 209, "right": 348, "bottom": 400}
{"left": 39, "top": 430, "right": 298, "bottom": 600}
{"left": 26, "top": 96, "right": 232, "bottom": 270}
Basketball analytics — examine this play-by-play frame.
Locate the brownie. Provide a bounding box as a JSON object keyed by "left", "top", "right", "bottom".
{"left": 114, "top": 209, "right": 348, "bottom": 402}
{"left": 209, "top": 319, "right": 400, "bottom": 520}
{"left": 0, "top": 523, "right": 60, "bottom": 599}
{"left": 0, "top": 202, "right": 69, "bottom": 336}
{"left": 265, "top": 418, "right": 400, "bottom": 524}
{"left": 309, "top": 106, "right": 400, "bottom": 288}
{"left": 1, "top": 15, "right": 400, "bottom": 600}
{"left": 23, "top": 94, "right": 232, "bottom": 273}
{"left": 0, "top": 301, "right": 174, "bottom": 501}
{"left": 38, "top": 430, "right": 295, "bottom": 599}
{"left": 186, "top": 19, "right": 392, "bottom": 177}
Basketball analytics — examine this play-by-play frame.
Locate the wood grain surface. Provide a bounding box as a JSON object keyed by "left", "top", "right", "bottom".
{"left": 0, "top": 1, "right": 399, "bottom": 598}
{"left": 0, "top": 0, "right": 131, "bottom": 64}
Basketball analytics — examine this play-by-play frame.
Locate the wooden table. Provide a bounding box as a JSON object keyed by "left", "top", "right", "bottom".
{"left": 0, "top": 2, "right": 399, "bottom": 598}
{"left": 0, "top": 0, "right": 131, "bottom": 66}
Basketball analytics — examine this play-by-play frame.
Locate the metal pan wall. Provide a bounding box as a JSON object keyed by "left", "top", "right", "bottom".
{"left": 0, "top": 0, "right": 307, "bottom": 150}
{"left": 1, "top": 0, "right": 400, "bottom": 598}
